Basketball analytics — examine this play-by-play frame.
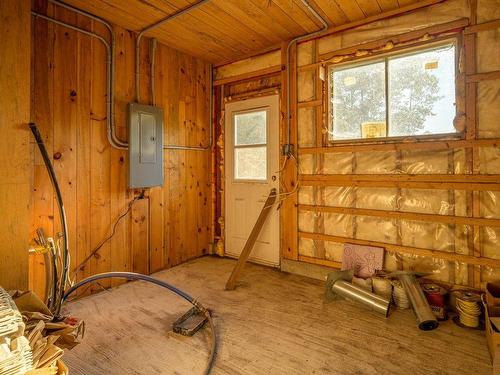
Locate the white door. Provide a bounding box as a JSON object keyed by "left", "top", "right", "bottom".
{"left": 225, "top": 95, "right": 280, "bottom": 267}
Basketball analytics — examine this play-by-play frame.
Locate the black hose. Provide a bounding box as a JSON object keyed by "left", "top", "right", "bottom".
{"left": 63, "top": 272, "right": 217, "bottom": 375}
{"left": 29, "top": 123, "right": 69, "bottom": 318}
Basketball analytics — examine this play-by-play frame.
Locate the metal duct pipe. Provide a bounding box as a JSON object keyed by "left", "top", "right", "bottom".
{"left": 332, "top": 280, "right": 391, "bottom": 317}
{"left": 285, "top": 0, "right": 328, "bottom": 151}
{"left": 391, "top": 272, "right": 439, "bottom": 331}
{"left": 326, "top": 270, "right": 390, "bottom": 317}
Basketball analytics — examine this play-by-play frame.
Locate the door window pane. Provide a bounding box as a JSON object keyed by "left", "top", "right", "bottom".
{"left": 235, "top": 146, "right": 267, "bottom": 180}
{"left": 331, "top": 61, "right": 386, "bottom": 140}
{"left": 234, "top": 111, "right": 267, "bottom": 145}
{"left": 388, "top": 45, "right": 456, "bottom": 136}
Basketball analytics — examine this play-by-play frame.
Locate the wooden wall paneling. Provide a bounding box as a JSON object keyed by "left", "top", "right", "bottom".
{"left": 0, "top": 0, "right": 31, "bottom": 290}
{"left": 280, "top": 41, "right": 298, "bottom": 260}
{"left": 149, "top": 41, "right": 166, "bottom": 273}
{"left": 111, "top": 26, "right": 135, "bottom": 285}
{"left": 132, "top": 198, "right": 149, "bottom": 274}
{"left": 30, "top": 0, "right": 54, "bottom": 297}
{"left": 130, "top": 34, "right": 152, "bottom": 275}
{"left": 165, "top": 49, "right": 182, "bottom": 267}
{"left": 89, "top": 21, "right": 112, "bottom": 292}
{"left": 52, "top": 6, "right": 78, "bottom": 291}
{"left": 74, "top": 13, "right": 92, "bottom": 294}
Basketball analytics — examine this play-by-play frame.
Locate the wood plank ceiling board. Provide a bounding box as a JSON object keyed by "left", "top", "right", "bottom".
{"left": 309, "top": 0, "right": 350, "bottom": 26}
{"left": 60, "top": 0, "right": 425, "bottom": 64}
{"left": 356, "top": 0, "right": 383, "bottom": 16}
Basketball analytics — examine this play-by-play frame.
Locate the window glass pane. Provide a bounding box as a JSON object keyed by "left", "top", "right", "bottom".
{"left": 234, "top": 110, "right": 267, "bottom": 145}
{"left": 331, "top": 61, "right": 386, "bottom": 140}
{"left": 235, "top": 146, "right": 267, "bottom": 180}
{"left": 388, "top": 45, "right": 456, "bottom": 136}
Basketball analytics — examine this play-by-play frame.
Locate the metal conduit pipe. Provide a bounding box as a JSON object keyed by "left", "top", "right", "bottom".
{"left": 285, "top": 0, "right": 329, "bottom": 150}
{"left": 62, "top": 272, "right": 217, "bottom": 375}
{"left": 135, "top": 0, "right": 213, "bottom": 151}
{"left": 45, "top": 0, "right": 125, "bottom": 147}
{"left": 31, "top": 9, "right": 128, "bottom": 149}
{"left": 34, "top": 1, "right": 214, "bottom": 151}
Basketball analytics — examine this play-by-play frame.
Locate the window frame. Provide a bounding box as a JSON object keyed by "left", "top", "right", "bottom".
{"left": 327, "top": 38, "right": 462, "bottom": 145}
{"left": 231, "top": 106, "right": 270, "bottom": 183}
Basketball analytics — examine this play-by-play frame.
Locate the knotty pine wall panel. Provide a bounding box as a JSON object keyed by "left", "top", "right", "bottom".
{"left": 29, "top": 1, "right": 211, "bottom": 297}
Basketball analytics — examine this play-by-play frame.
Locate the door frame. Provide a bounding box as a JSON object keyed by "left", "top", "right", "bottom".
{"left": 223, "top": 94, "right": 281, "bottom": 267}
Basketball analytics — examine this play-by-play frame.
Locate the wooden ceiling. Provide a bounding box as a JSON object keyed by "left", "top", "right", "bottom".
{"left": 62, "top": 0, "right": 427, "bottom": 65}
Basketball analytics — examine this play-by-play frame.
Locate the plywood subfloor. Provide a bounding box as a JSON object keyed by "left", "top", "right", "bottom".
{"left": 62, "top": 256, "right": 491, "bottom": 374}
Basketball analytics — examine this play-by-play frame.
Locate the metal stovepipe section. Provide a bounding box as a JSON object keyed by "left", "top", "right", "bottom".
{"left": 395, "top": 272, "right": 439, "bottom": 331}
{"left": 332, "top": 280, "right": 391, "bottom": 317}
{"left": 135, "top": 0, "right": 213, "bottom": 151}
{"left": 285, "top": 0, "right": 329, "bottom": 150}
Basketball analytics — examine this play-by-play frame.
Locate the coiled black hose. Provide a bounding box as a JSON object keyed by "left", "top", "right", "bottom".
{"left": 63, "top": 272, "right": 217, "bottom": 375}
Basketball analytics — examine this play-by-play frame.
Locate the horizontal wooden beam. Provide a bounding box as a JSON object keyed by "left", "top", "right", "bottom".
{"left": 298, "top": 255, "right": 341, "bottom": 269}
{"left": 298, "top": 99, "right": 322, "bottom": 108}
{"left": 466, "top": 70, "right": 500, "bottom": 83}
{"left": 299, "top": 204, "right": 500, "bottom": 228}
{"left": 465, "top": 19, "right": 500, "bottom": 34}
{"left": 299, "top": 19, "right": 468, "bottom": 72}
{"left": 299, "top": 232, "right": 500, "bottom": 268}
{"left": 299, "top": 138, "right": 500, "bottom": 154}
{"left": 213, "top": 65, "right": 282, "bottom": 86}
{"left": 299, "top": 174, "right": 500, "bottom": 191}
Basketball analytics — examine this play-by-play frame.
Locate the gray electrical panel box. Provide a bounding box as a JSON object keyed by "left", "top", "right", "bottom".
{"left": 128, "top": 103, "right": 164, "bottom": 188}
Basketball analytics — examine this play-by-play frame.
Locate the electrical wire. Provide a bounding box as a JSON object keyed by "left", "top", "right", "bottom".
{"left": 72, "top": 193, "right": 143, "bottom": 276}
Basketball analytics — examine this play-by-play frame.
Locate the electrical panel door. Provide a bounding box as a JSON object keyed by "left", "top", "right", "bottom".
{"left": 128, "top": 103, "right": 164, "bottom": 188}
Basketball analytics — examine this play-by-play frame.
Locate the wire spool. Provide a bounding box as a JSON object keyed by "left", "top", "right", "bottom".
{"left": 372, "top": 277, "right": 392, "bottom": 300}
{"left": 392, "top": 280, "right": 410, "bottom": 309}
{"left": 422, "top": 283, "right": 448, "bottom": 320}
{"left": 453, "top": 291, "right": 482, "bottom": 329}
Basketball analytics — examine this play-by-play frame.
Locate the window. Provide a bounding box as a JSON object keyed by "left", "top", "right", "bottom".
{"left": 233, "top": 109, "right": 268, "bottom": 181}
{"left": 329, "top": 43, "right": 457, "bottom": 141}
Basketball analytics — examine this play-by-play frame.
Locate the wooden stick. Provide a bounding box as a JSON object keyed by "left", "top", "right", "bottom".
{"left": 225, "top": 188, "right": 277, "bottom": 290}
{"left": 299, "top": 232, "right": 500, "bottom": 268}
{"left": 299, "top": 204, "right": 500, "bottom": 228}
{"left": 466, "top": 70, "right": 500, "bottom": 83}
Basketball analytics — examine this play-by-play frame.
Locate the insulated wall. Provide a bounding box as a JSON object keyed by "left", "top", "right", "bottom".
{"left": 214, "top": 0, "right": 500, "bottom": 289}
{"left": 29, "top": 0, "right": 212, "bottom": 297}
{"left": 295, "top": 0, "right": 500, "bottom": 288}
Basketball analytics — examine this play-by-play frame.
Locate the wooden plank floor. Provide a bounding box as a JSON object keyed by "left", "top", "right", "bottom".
{"left": 62, "top": 256, "right": 491, "bottom": 374}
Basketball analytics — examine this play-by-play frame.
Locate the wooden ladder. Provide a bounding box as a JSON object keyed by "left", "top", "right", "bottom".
{"left": 225, "top": 188, "right": 277, "bottom": 290}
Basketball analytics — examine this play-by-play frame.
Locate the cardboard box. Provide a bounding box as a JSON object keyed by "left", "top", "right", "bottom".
{"left": 483, "top": 299, "right": 500, "bottom": 363}
{"left": 487, "top": 283, "right": 500, "bottom": 306}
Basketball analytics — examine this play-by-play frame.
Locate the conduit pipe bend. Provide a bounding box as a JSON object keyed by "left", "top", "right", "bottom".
{"left": 135, "top": 0, "right": 213, "bottom": 151}
{"left": 285, "top": 0, "right": 329, "bottom": 149}
{"left": 36, "top": 0, "right": 213, "bottom": 151}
